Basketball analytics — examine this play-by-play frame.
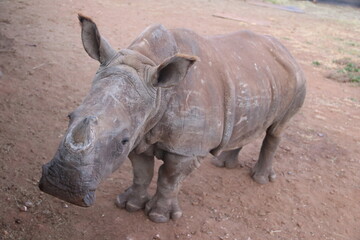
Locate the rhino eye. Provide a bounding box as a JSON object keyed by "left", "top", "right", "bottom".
{"left": 121, "top": 138, "right": 129, "bottom": 146}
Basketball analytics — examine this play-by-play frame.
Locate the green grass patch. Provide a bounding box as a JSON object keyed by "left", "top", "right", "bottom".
{"left": 312, "top": 61, "right": 321, "bottom": 66}
{"left": 350, "top": 75, "right": 360, "bottom": 83}
{"left": 327, "top": 58, "right": 360, "bottom": 84}
{"left": 344, "top": 62, "right": 359, "bottom": 73}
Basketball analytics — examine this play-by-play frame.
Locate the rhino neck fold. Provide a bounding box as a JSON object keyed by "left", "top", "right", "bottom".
{"left": 210, "top": 70, "right": 236, "bottom": 157}
{"left": 132, "top": 86, "right": 168, "bottom": 154}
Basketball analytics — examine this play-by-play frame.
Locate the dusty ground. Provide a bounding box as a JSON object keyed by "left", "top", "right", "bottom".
{"left": 1, "top": 0, "right": 359, "bottom": 239}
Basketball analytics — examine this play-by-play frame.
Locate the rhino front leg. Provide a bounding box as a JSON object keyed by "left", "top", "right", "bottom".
{"left": 145, "top": 153, "right": 200, "bottom": 223}
{"left": 251, "top": 126, "right": 281, "bottom": 184}
{"left": 116, "top": 152, "right": 154, "bottom": 212}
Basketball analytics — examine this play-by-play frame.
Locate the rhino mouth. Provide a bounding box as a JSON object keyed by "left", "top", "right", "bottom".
{"left": 39, "top": 165, "right": 97, "bottom": 207}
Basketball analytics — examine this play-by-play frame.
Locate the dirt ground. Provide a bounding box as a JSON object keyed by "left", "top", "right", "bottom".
{"left": 0, "top": 0, "right": 359, "bottom": 239}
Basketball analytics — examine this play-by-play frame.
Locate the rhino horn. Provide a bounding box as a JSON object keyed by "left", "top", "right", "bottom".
{"left": 68, "top": 116, "right": 97, "bottom": 149}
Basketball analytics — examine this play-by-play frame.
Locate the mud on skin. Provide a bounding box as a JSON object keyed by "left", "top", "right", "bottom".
{"left": 39, "top": 14, "right": 306, "bottom": 223}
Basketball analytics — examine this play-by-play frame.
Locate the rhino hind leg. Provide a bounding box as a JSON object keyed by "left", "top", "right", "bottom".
{"left": 116, "top": 153, "right": 154, "bottom": 212}
{"left": 145, "top": 153, "right": 200, "bottom": 223}
{"left": 251, "top": 122, "right": 285, "bottom": 184}
{"left": 211, "top": 148, "right": 242, "bottom": 169}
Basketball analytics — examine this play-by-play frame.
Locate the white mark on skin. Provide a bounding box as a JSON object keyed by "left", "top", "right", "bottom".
{"left": 102, "top": 91, "right": 120, "bottom": 106}
{"left": 151, "top": 27, "right": 165, "bottom": 40}
{"left": 194, "top": 66, "right": 197, "bottom": 70}
{"left": 254, "top": 63, "right": 259, "bottom": 71}
{"left": 138, "top": 39, "right": 149, "bottom": 48}
{"left": 235, "top": 116, "right": 248, "bottom": 126}
{"left": 208, "top": 61, "right": 212, "bottom": 66}
{"left": 185, "top": 90, "right": 192, "bottom": 106}
{"left": 138, "top": 41, "right": 145, "bottom": 48}
{"left": 201, "top": 79, "right": 205, "bottom": 85}
{"left": 239, "top": 82, "right": 248, "bottom": 88}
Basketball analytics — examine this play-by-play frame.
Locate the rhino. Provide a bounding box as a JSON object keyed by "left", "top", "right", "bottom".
{"left": 39, "top": 14, "right": 306, "bottom": 223}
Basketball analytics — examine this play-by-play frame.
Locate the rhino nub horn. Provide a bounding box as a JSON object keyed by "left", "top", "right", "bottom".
{"left": 66, "top": 116, "right": 97, "bottom": 151}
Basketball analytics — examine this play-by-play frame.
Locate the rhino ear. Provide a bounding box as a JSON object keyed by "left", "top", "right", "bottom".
{"left": 151, "top": 54, "right": 197, "bottom": 88}
{"left": 78, "top": 14, "right": 116, "bottom": 64}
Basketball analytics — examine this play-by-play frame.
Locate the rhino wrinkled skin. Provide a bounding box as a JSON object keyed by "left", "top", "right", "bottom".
{"left": 39, "top": 14, "right": 306, "bottom": 223}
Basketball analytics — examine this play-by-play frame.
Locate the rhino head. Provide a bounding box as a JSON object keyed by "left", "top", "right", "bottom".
{"left": 39, "top": 15, "right": 196, "bottom": 207}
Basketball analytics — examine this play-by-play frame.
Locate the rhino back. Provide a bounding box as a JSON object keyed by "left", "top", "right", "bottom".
{"left": 144, "top": 28, "right": 305, "bottom": 156}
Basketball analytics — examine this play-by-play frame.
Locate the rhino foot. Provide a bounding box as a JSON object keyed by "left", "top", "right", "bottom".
{"left": 211, "top": 148, "right": 242, "bottom": 169}
{"left": 211, "top": 156, "right": 239, "bottom": 169}
{"left": 115, "top": 186, "right": 150, "bottom": 212}
{"left": 251, "top": 166, "right": 276, "bottom": 184}
{"left": 145, "top": 194, "right": 182, "bottom": 223}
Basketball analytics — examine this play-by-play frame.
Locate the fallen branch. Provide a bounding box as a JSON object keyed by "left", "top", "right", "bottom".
{"left": 212, "top": 14, "right": 269, "bottom": 26}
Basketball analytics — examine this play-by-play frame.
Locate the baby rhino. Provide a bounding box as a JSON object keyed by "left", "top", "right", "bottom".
{"left": 39, "top": 15, "right": 306, "bottom": 223}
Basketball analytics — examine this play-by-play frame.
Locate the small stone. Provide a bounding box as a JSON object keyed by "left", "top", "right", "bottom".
{"left": 15, "top": 219, "right": 21, "bottom": 224}
{"left": 284, "top": 146, "right": 291, "bottom": 152}
{"left": 24, "top": 201, "right": 34, "bottom": 208}
{"left": 19, "top": 205, "right": 28, "bottom": 212}
{"left": 317, "top": 132, "right": 324, "bottom": 137}
{"left": 315, "top": 114, "right": 326, "bottom": 120}
{"left": 218, "top": 233, "right": 230, "bottom": 239}
{"left": 258, "top": 210, "right": 266, "bottom": 216}
{"left": 63, "top": 203, "right": 69, "bottom": 208}
{"left": 153, "top": 233, "right": 161, "bottom": 240}
{"left": 42, "top": 209, "right": 51, "bottom": 215}
{"left": 287, "top": 171, "right": 294, "bottom": 175}
{"left": 191, "top": 199, "right": 199, "bottom": 206}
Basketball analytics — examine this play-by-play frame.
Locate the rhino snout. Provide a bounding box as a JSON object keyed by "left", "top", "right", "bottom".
{"left": 39, "top": 164, "right": 97, "bottom": 207}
